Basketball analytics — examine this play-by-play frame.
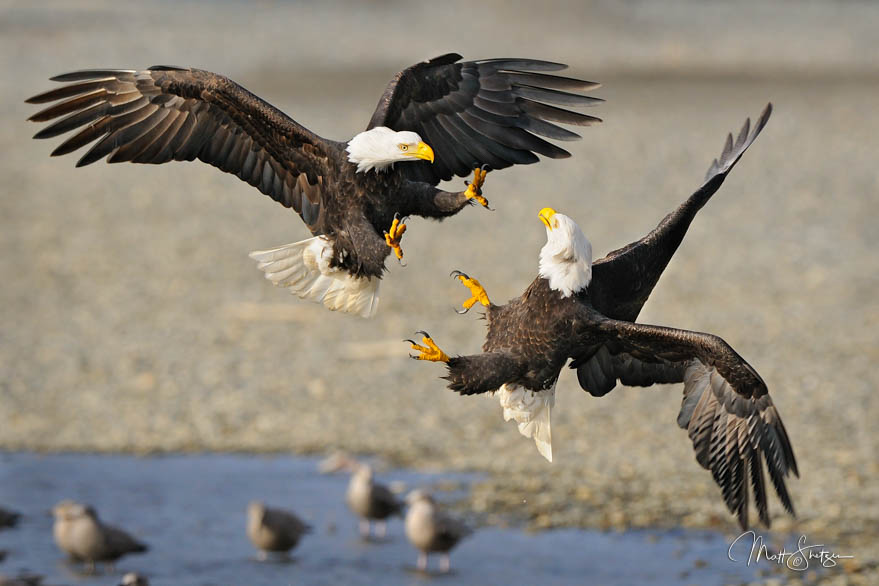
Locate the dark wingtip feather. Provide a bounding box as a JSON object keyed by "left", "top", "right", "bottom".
{"left": 49, "top": 70, "right": 134, "bottom": 83}
{"left": 147, "top": 65, "right": 190, "bottom": 72}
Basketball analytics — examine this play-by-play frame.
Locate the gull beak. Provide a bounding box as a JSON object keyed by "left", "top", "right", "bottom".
{"left": 539, "top": 207, "right": 556, "bottom": 230}
{"left": 412, "top": 141, "right": 435, "bottom": 163}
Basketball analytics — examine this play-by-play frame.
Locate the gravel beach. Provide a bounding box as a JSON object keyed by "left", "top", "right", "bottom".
{"left": 2, "top": 2, "right": 878, "bottom": 583}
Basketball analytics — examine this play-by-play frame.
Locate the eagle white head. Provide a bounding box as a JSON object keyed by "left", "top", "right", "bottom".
{"left": 346, "top": 127, "right": 435, "bottom": 173}
{"left": 538, "top": 207, "right": 592, "bottom": 297}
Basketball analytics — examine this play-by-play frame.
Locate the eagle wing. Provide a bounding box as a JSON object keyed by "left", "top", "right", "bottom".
{"left": 367, "top": 53, "right": 602, "bottom": 184}
{"left": 589, "top": 104, "right": 772, "bottom": 321}
{"left": 26, "top": 67, "right": 339, "bottom": 233}
{"left": 571, "top": 315, "right": 797, "bottom": 529}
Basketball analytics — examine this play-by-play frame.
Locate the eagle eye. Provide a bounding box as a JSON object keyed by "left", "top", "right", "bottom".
{"left": 398, "top": 143, "right": 409, "bottom": 151}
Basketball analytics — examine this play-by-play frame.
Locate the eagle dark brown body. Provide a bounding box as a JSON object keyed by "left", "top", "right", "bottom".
{"left": 26, "top": 55, "right": 602, "bottom": 284}
{"left": 423, "top": 104, "right": 798, "bottom": 529}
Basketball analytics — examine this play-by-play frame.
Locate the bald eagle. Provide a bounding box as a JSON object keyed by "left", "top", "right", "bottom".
{"left": 409, "top": 104, "right": 798, "bottom": 529}
{"left": 25, "top": 54, "right": 601, "bottom": 317}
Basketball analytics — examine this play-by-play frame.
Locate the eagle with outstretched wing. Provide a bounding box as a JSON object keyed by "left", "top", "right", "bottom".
{"left": 409, "top": 105, "right": 798, "bottom": 529}
{"left": 26, "top": 54, "right": 601, "bottom": 317}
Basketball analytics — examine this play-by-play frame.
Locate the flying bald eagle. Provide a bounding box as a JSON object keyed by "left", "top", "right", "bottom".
{"left": 25, "top": 54, "right": 601, "bottom": 317}
{"left": 409, "top": 105, "right": 799, "bottom": 529}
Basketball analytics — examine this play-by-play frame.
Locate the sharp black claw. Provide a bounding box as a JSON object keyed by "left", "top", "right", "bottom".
{"left": 404, "top": 339, "right": 416, "bottom": 344}
{"left": 480, "top": 164, "right": 490, "bottom": 171}
{"left": 409, "top": 353, "right": 418, "bottom": 359}
{"left": 455, "top": 306, "right": 470, "bottom": 315}
{"left": 393, "top": 212, "right": 401, "bottom": 221}
{"left": 415, "top": 330, "right": 431, "bottom": 338}
{"left": 450, "top": 270, "right": 468, "bottom": 279}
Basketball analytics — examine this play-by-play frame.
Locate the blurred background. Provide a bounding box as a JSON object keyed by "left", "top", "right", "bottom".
{"left": 1, "top": 1, "right": 877, "bottom": 584}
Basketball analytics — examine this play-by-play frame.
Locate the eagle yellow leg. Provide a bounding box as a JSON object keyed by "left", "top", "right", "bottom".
{"left": 407, "top": 331, "right": 450, "bottom": 363}
{"left": 450, "top": 270, "right": 490, "bottom": 314}
{"left": 464, "top": 166, "right": 491, "bottom": 209}
{"left": 384, "top": 213, "right": 408, "bottom": 263}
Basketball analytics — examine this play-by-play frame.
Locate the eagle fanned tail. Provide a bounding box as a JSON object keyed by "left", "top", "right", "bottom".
{"left": 249, "top": 237, "right": 380, "bottom": 318}
{"left": 498, "top": 383, "right": 555, "bottom": 462}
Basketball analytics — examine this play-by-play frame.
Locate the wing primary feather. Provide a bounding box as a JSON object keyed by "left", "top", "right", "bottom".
{"left": 505, "top": 71, "right": 602, "bottom": 92}
{"left": 26, "top": 79, "right": 125, "bottom": 105}
{"left": 477, "top": 58, "right": 569, "bottom": 72}
{"left": 516, "top": 117, "right": 582, "bottom": 141}
{"left": 50, "top": 116, "right": 114, "bottom": 157}
{"left": 435, "top": 115, "right": 506, "bottom": 169}
{"left": 518, "top": 99, "right": 603, "bottom": 126}
{"left": 459, "top": 111, "right": 571, "bottom": 158}
{"left": 107, "top": 109, "right": 174, "bottom": 163}
{"left": 133, "top": 110, "right": 188, "bottom": 163}
{"left": 749, "top": 450, "right": 770, "bottom": 526}
{"left": 512, "top": 85, "right": 604, "bottom": 107}
{"left": 27, "top": 89, "right": 107, "bottom": 122}
{"left": 47, "top": 69, "right": 136, "bottom": 83}
{"left": 449, "top": 113, "right": 538, "bottom": 165}
{"left": 74, "top": 104, "right": 160, "bottom": 166}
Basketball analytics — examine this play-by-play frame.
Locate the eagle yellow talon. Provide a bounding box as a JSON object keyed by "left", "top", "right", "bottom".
{"left": 464, "top": 167, "right": 491, "bottom": 209}
{"left": 451, "top": 270, "right": 490, "bottom": 313}
{"left": 384, "top": 214, "right": 408, "bottom": 262}
{"left": 407, "top": 332, "right": 450, "bottom": 362}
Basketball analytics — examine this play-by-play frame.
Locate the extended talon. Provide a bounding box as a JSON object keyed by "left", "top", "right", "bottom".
{"left": 464, "top": 166, "right": 492, "bottom": 210}
{"left": 384, "top": 213, "right": 408, "bottom": 264}
{"left": 450, "top": 270, "right": 491, "bottom": 314}
{"left": 407, "top": 331, "right": 450, "bottom": 362}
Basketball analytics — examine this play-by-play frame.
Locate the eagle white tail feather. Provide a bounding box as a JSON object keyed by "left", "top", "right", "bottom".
{"left": 497, "top": 383, "right": 555, "bottom": 462}
{"left": 249, "top": 237, "right": 380, "bottom": 318}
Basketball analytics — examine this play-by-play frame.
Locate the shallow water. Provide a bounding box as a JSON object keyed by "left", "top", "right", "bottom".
{"left": 0, "top": 453, "right": 765, "bottom": 585}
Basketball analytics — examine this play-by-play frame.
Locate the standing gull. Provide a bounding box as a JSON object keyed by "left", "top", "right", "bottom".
{"left": 52, "top": 500, "right": 148, "bottom": 570}
{"left": 346, "top": 464, "right": 403, "bottom": 539}
{"left": 246, "top": 501, "right": 311, "bottom": 559}
{"left": 405, "top": 490, "right": 472, "bottom": 573}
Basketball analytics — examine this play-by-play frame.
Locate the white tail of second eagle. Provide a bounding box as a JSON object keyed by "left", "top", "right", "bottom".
{"left": 497, "top": 383, "right": 555, "bottom": 462}
{"left": 249, "top": 236, "right": 380, "bottom": 318}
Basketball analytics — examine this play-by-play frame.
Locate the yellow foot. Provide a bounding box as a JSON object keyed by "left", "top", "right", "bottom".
{"left": 384, "top": 212, "right": 408, "bottom": 265}
{"left": 464, "top": 165, "right": 492, "bottom": 210}
{"left": 450, "top": 270, "right": 491, "bottom": 314}
{"left": 406, "top": 331, "right": 450, "bottom": 362}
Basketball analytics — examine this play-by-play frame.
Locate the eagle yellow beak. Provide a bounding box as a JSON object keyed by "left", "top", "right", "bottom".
{"left": 411, "top": 141, "right": 435, "bottom": 163}
{"left": 539, "top": 207, "right": 556, "bottom": 230}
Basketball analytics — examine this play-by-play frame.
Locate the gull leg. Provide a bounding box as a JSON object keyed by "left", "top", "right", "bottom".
{"left": 450, "top": 270, "right": 491, "bottom": 314}
{"left": 417, "top": 551, "right": 428, "bottom": 571}
{"left": 406, "top": 331, "right": 450, "bottom": 362}
{"left": 439, "top": 553, "right": 451, "bottom": 573}
{"left": 359, "top": 519, "right": 371, "bottom": 538}
{"left": 375, "top": 520, "right": 387, "bottom": 539}
{"left": 464, "top": 165, "right": 492, "bottom": 209}
{"left": 383, "top": 212, "right": 408, "bottom": 265}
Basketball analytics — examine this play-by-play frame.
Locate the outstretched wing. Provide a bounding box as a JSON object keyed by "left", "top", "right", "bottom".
{"left": 445, "top": 351, "right": 525, "bottom": 396}
{"left": 367, "top": 53, "right": 602, "bottom": 184}
{"left": 26, "top": 67, "right": 339, "bottom": 233}
{"left": 571, "top": 314, "right": 798, "bottom": 529}
{"left": 589, "top": 104, "right": 772, "bottom": 321}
